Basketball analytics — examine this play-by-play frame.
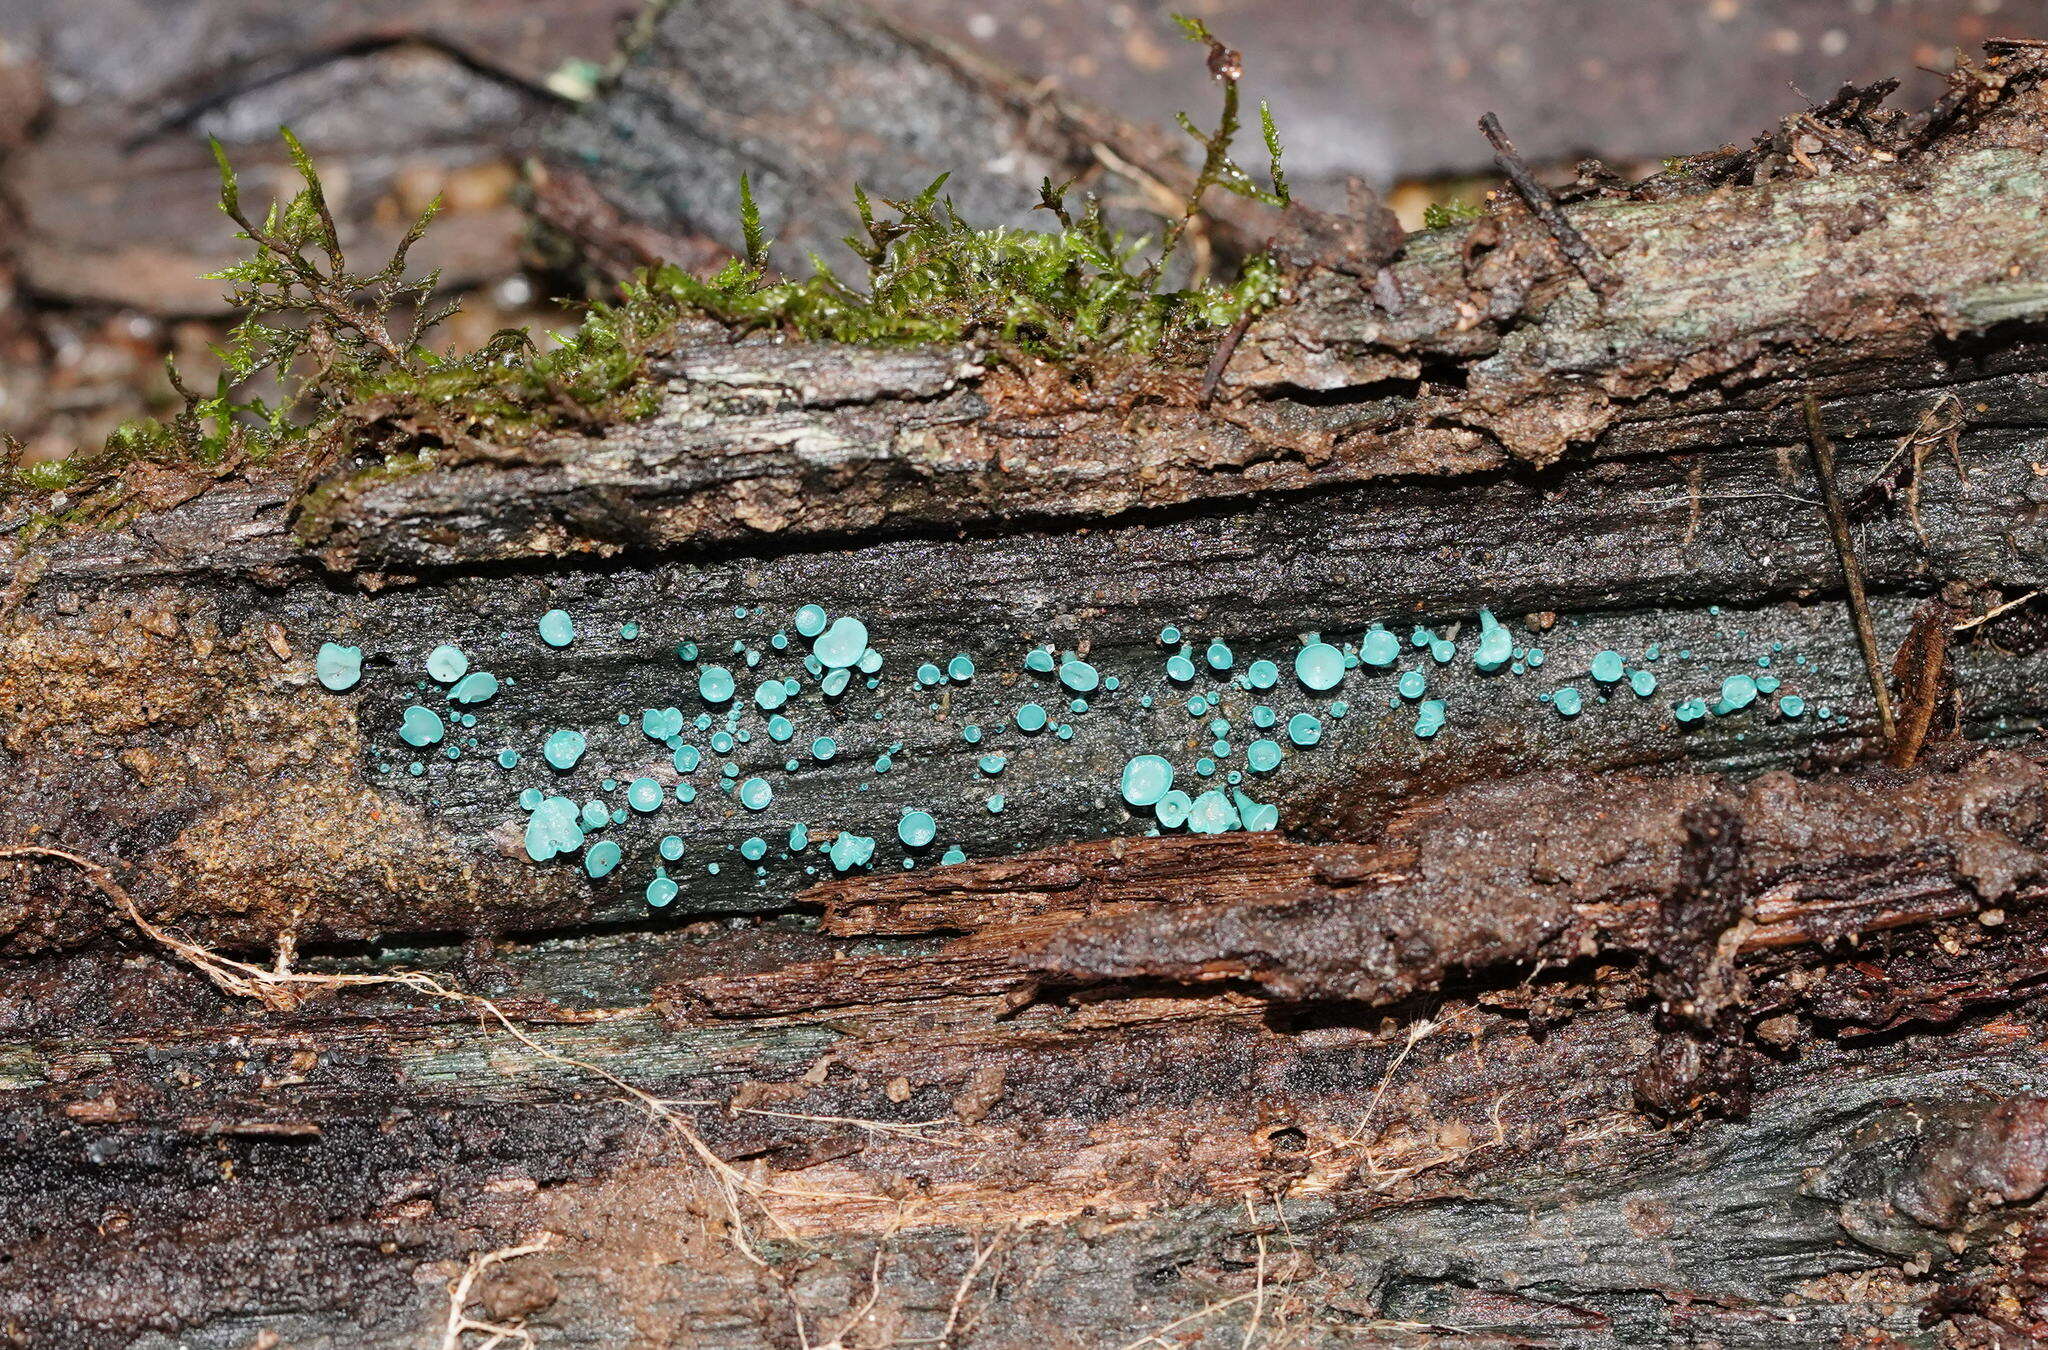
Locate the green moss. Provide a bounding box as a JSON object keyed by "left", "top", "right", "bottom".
{"left": 6, "top": 12, "right": 1293, "bottom": 537}
{"left": 12, "top": 457, "right": 84, "bottom": 494}
{"left": 291, "top": 449, "right": 438, "bottom": 541}
{"left": 1422, "top": 199, "right": 1484, "bottom": 230}
{"left": 641, "top": 220, "right": 1283, "bottom": 362}
{"left": 649, "top": 14, "right": 1290, "bottom": 360}
{"left": 0, "top": 131, "right": 698, "bottom": 534}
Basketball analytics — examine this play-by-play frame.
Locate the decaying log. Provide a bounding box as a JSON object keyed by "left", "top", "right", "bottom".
{"left": 676, "top": 749, "right": 2048, "bottom": 1017}
{"left": 12, "top": 44, "right": 2048, "bottom": 1350}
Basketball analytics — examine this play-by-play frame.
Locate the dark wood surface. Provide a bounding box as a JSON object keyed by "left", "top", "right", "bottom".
{"left": 7, "top": 33, "right": 2048, "bottom": 1350}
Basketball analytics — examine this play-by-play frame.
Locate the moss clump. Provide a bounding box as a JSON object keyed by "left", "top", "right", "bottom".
{"left": 651, "top": 13, "right": 1290, "bottom": 361}
{"left": 3, "top": 12, "right": 1291, "bottom": 536}
{"left": 1422, "top": 199, "right": 1485, "bottom": 230}
{"left": 292, "top": 448, "right": 439, "bottom": 536}
{"left": 9, "top": 454, "right": 84, "bottom": 495}
{"left": 642, "top": 176, "right": 1286, "bottom": 361}
{"left": 0, "top": 130, "right": 685, "bottom": 535}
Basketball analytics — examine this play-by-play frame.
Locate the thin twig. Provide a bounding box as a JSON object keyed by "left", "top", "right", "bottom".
{"left": 1954, "top": 589, "right": 2041, "bottom": 632}
{"left": 1796, "top": 113, "right": 1874, "bottom": 166}
{"left": 1845, "top": 392, "right": 1966, "bottom": 542}
{"left": 441, "top": 1234, "right": 556, "bottom": 1350}
{"left": 5, "top": 845, "right": 1007, "bottom": 1350}
{"left": 1802, "top": 394, "right": 1898, "bottom": 745}
{"left": 1239, "top": 1231, "right": 1268, "bottom": 1350}
{"left": 1117, "top": 1292, "right": 1262, "bottom": 1350}
{"left": 932, "top": 1230, "right": 1007, "bottom": 1349}
{"left": 0, "top": 844, "right": 874, "bottom": 1266}
{"left": 1199, "top": 309, "right": 1255, "bottom": 405}
{"left": 797, "top": 1239, "right": 890, "bottom": 1350}
{"left": 1331, "top": 1012, "right": 1451, "bottom": 1151}
{"left": 1478, "top": 112, "right": 1620, "bottom": 296}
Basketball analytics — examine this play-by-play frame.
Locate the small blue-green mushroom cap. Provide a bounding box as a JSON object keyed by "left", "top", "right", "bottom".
{"left": 1474, "top": 610, "right": 1512, "bottom": 672}
{"left": 538, "top": 609, "right": 575, "bottom": 647}
{"left": 426, "top": 644, "right": 468, "bottom": 683}
{"left": 1294, "top": 642, "right": 1345, "bottom": 691}
{"left": 1234, "top": 791, "right": 1279, "bottom": 832}
{"left": 399, "top": 705, "right": 445, "bottom": 747}
{"left": 829, "top": 833, "right": 877, "bottom": 871}
{"left": 583, "top": 840, "right": 622, "bottom": 878}
{"left": 1718, "top": 674, "right": 1759, "bottom": 712}
{"left": 698, "top": 665, "right": 736, "bottom": 703}
{"left": 524, "top": 796, "right": 584, "bottom": 861}
{"left": 1359, "top": 629, "right": 1400, "bottom": 668}
{"left": 542, "top": 728, "right": 586, "bottom": 770}
{"left": 1187, "top": 790, "right": 1240, "bottom": 835}
{"left": 1120, "top": 754, "right": 1175, "bottom": 807}
{"left": 814, "top": 616, "right": 869, "bottom": 669}
{"left": 316, "top": 643, "right": 362, "bottom": 691}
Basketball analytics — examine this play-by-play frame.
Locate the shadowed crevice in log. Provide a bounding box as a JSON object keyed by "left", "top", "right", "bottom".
{"left": 22, "top": 361, "right": 2048, "bottom": 953}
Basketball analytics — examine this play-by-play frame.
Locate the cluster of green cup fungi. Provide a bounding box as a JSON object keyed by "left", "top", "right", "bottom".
{"left": 311, "top": 601, "right": 1826, "bottom": 910}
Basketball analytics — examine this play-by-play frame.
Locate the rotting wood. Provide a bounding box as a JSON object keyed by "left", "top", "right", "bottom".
{"left": 1476, "top": 111, "right": 1621, "bottom": 296}
{"left": 20, "top": 119, "right": 2048, "bottom": 947}
{"left": 673, "top": 750, "right": 2048, "bottom": 1017}
{"left": 1804, "top": 392, "right": 1899, "bottom": 745}
{"left": 8, "top": 870, "right": 2048, "bottom": 1347}
{"left": 9, "top": 43, "right": 2048, "bottom": 1350}
{"left": 318, "top": 115, "right": 2048, "bottom": 567}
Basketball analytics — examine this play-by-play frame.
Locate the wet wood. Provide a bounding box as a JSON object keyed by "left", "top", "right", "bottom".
{"left": 7, "top": 44, "right": 2048, "bottom": 1350}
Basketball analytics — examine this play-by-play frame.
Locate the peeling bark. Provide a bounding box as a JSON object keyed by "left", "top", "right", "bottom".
{"left": 9, "top": 45, "right": 2048, "bottom": 1350}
